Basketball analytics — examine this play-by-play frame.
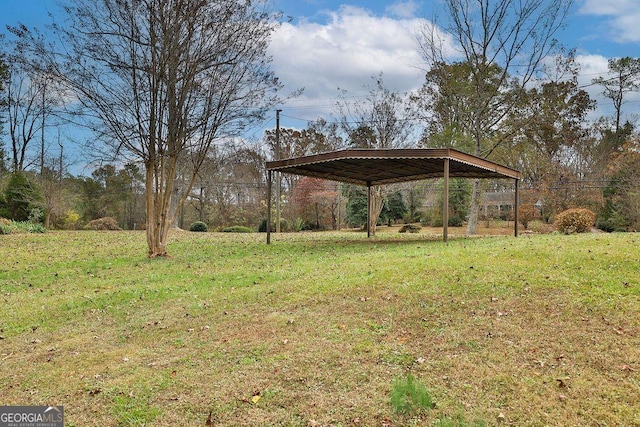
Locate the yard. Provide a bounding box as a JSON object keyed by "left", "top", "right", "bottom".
{"left": 0, "top": 229, "right": 638, "bottom": 426}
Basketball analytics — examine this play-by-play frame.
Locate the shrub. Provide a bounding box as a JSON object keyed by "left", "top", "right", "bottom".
{"left": 85, "top": 217, "right": 122, "bottom": 231}
{"left": 258, "top": 218, "right": 288, "bottom": 232}
{"left": 63, "top": 210, "right": 81, "bottom": 230}
{"left": 0, "top": 218, "right": 16, "bottom": 235}
{"left": 390, "top": 373, "right": 433, "bottom": 415}
{"left": 27, "top": 223, "right": 47, "bottom": 233}
{"left": 399, "top": 224, "right": 421, "bottom": 233}
{"left": 293, "top": 217, "right": 306, "bottom": 232}
{"left": 0, "top": 219, "right": 46, "bottom": 234}
{"left": 189, "top": 221, "right": 208, "bottom": 232}
{"left": 28, "top": 208, "right": 43, "bottom": 224}
{"left": 222, "top": 225, "right": 253, "bottom": 233}
{"left": 527, "top": 220, "right": 554, "bottom": 234}
{"left": 2, "top": 172, "right": 42, "bottom": 221}
{"left": 555, "top": 208, "right": 596, "bottom": 234}
{"left": 430, "top": 213, "right": 465, "bottom": 228}
{"left": 518, "top": 204, "right": 537, "bottom": 229}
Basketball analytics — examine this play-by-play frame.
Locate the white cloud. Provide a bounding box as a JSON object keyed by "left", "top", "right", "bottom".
{"left": 579, "top": 0, "right": 635, "bottom": 15}
{"left": 385, "top": 0, "right": 420, "bottom": 19}
{"left": 269, "top": 6, "right": 430, "bottom": 121}
{"left": 578, "top": 0, "right": 640, "bottom": 42}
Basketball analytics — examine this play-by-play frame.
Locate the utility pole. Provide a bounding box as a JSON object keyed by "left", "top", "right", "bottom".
{"left": 275, "top": 109, "right": 282, "bottom": 233}
{"left": 58, "top": 130, "right": 63, "bottom": 182}
{"left": 41, "top": 88, "right": 45, "bottom": 175}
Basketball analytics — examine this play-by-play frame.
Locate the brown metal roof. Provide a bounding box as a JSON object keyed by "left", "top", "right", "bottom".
{"left": 266, "top": 148, "right": 520, "bottom": 186}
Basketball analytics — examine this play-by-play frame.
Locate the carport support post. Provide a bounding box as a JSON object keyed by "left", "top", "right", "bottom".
{"left": 514, "top": 178, "right": 519, "bottom": 237}
{"left": 443, "top": 158, "right": 449, "bottom": 243}
{"left": 267, "top": 170, "right": 272, "bottom": 244}
{"left": 366, "top": 182, "right": 372, "bottom": 238}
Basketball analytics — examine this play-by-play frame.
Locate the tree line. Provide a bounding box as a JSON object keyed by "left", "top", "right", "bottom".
{"left": 1, "top": 0, "right": 639, "bottom": 256}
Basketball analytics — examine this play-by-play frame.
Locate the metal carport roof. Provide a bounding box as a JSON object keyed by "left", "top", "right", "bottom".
{"left": 265, "top": 148, "right": 521, "bottom": 243}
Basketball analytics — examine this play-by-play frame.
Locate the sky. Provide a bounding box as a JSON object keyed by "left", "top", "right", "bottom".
{"left": 2, "top": 0, "right": 640, "bottom": 171}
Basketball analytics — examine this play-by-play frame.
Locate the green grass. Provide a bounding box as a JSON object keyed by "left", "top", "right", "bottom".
{"left": 1, "top": 230, "right": 639, "bottom": 426}
{"left": 390, "top": 373, "right": 433, "bottom": 415}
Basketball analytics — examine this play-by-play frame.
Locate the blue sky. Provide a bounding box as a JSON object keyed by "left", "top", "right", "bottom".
{"left": 2, "top": 0, "right": 639, "bottom": 171}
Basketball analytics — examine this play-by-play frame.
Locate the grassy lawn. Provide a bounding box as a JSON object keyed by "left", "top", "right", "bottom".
{"left": 1, "top": 229, "right": 639, "bottom": 426}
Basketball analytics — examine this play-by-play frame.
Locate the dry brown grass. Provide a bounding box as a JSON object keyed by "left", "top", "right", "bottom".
{"left": 0, "top": 230, "right": 638, "bottom": 426}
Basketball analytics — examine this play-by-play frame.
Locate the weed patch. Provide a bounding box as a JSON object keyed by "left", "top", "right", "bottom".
{"left": 390, "top": 373, "right": 433, "bottom": 415}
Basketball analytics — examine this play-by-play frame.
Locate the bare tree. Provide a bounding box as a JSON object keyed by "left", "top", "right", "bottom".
{"left": 336, "top": 74, "right": 418, "bottom": 235}
{"left": 418, "top": 0, "right": 573, "bottom": 234}
{"left": 0, "top": 55, "right": 8, "bottom": 177}
{"left": 15, "top": 0, "right": 282, "bottom": 256}
{"left": 4, "top": 62, "right": 59, "bottom": 173}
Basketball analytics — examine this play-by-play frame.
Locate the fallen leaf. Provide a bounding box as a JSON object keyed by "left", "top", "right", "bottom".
{"left": 205, "top": 410, "right": 213, "bottom": 425}
{"left": 251, "top": 394, "right": 261, "bottom": 404}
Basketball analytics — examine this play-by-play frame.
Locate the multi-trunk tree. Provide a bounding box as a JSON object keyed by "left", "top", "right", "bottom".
{"left": 15, "top": 0, "right": 283, "bottom": 256}
{"left": 336, "top": 74, "right": 417, "bottom": 235}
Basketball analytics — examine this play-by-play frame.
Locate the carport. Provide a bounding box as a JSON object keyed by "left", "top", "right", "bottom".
{"left": 265, "top": 148, "right": 521, "bottom": 244}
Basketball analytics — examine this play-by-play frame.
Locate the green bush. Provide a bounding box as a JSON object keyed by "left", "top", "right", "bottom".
{"left": 555, "top": 208, "right": 596, "bottom": 234}
{"left": 1, "top": 173, "right": 42, "bottom": 221}
{"left": 390, "top": 373, "right": 433, "bottom": 415}
{"left": 222, "top": 225, "right": 254, "bottom": 233}
{"left": 189, "top": 221, "right": 208, "bottom": 232}
{"left": 0, "top": 218, "right": 46, "bottom": 234}
{"left": 399, "top": 224, "right": 421, "bottom": 233}
{"left": 27, "top": 223, "right": 47, "bottom": 233}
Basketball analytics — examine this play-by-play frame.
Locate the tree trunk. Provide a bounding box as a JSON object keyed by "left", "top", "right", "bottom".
{"left": 145, "top": 162, "right": 173, "bottom": 258}
{"left": 368, "top": 186, "right": 385, "bottom": 236}
{"left": 466, "top": 178, "right": 481, "bottom": 235}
